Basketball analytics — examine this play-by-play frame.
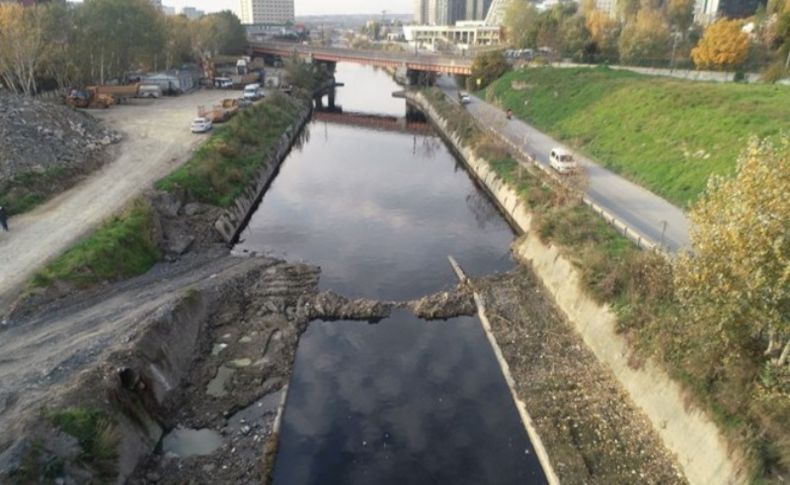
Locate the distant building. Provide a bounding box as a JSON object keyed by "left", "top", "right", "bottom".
{"left": 161, "top": 5, "right": 176, "bottom": 16}
{"left": 240, "top": 0, "right": 295, "bottom": 25}
{"left": 414, "top": 0, "right": 494, "bottom": 26}
{"left": 180, "top": 6, "right": 204, "bottom": 20}
{"left": 695, "top": 0, "right": 766, "bottom": 23}
{"left": 404, "top": 21, "right": 502, "bottom": 47}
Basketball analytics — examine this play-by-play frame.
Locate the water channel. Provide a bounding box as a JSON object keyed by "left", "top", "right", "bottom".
{"left": 235, "top": 63, "right": 547, "bottom": 484}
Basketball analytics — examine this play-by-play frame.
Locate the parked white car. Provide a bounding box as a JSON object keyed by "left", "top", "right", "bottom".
{"left": 549, "top": 148, "right": 577, "bottom": 174}
{"left": 243, "top": 83, "right": 263, "bottom": 101}
{"left": 191, "top": 117, "right": 212, "bottom": 133}
{"left": 458, "top": 91, "right": 472, "bottom": 105}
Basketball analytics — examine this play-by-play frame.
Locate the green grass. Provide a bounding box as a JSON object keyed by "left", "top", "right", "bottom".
{"left": 485, "top": 66, "right": 790, "bottom": 206}
{"left": 157, "top": 92, "right": 308, "bottom": 207}
{"left": 31, "top": 198, "right": 160, "bottom": 289}
{"left": 0, "top": 166, "right": 70, "bottom": 216}
{"left": 48, "top": 407, "right": 119, "bottom": 481}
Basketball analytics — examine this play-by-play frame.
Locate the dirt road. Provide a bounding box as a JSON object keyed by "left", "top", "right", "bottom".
{"left": 0, "top": 90, "right": 240, "bottom": 313}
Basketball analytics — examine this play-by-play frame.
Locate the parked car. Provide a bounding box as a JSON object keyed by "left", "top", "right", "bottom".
{"left": 137, "top": 84, "right": 162, "bottom": 98}
{"left": 191, "top": 117, "right": 213, "bottom": 133}
{"left": 214, "top": 77, "right": 233, "bottom": 89}
{"left": 458, "top": 91, "right": 471, "bottom": 105}
{"left": 549, "top": 148, "right": 577, "bottom": 174}
{"left": 243, "top": 83, "right": 263, "bottom": 101}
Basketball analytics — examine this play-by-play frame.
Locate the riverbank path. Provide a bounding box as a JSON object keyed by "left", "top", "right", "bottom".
{"left": 436, "top": 76, "right": 691, "bottom": 254}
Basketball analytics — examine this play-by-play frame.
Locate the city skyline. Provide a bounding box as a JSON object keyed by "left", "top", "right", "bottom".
{"left": 161, "top": 0, "right": 413, "bottom": 17}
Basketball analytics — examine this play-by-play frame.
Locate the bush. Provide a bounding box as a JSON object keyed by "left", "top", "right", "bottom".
{"left": 31, "top": 198, "right": 160, "bottom": 288}
{"left": 48, "top": 407, "right": 119, "bottom": 482}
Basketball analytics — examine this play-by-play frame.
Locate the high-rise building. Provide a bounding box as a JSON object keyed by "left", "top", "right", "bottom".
{"left": 240, "top": 0, "right": 295, "bottom": 25}
{"left": 180, "top": 6, "right": 205, "bottom": 20}
{"left": 414, "top": 0, "right": 430, "bottom": 23}
{"left": 484, "top": 0, "right": 507, "bottom": 25}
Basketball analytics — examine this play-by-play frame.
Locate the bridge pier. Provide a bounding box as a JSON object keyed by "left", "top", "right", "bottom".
{"left": 406, "top": 69, "right": 437, "bottom": 87}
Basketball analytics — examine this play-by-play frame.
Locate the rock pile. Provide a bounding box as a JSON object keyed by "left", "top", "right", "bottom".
{"left": 0, "top": 91, "right": 120, "bottom": 181}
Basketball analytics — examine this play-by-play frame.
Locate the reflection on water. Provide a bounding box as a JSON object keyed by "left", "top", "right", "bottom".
{"left": 236, "top": 63, "right": 547, "bottom": 484}
{"left": 273, "top": 311, "right": 545, "bottom": 485}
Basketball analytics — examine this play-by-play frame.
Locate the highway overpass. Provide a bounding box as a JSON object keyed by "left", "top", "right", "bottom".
{"left": 248, "top": 41, "right": 473, "bottom": 76}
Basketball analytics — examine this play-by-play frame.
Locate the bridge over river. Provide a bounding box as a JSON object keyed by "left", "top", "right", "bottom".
{"left": 249, "top": 41, "right": 473, "bottom": 76}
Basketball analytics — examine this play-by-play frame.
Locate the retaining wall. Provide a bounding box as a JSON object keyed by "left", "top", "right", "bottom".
{"left": 407, "top": 90, "right": 745, "bottom": 485}
{"left": 213, "top": 101, "right": 312, "bottom": 245}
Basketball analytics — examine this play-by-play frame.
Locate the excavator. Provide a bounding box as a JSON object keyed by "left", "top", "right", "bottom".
{"left": 66, "top": 87, "right": 113, "bottom": 109}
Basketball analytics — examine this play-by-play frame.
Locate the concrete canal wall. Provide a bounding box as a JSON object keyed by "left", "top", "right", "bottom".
{"left": 406, "top": 90, "right": 743, "bottom": 485}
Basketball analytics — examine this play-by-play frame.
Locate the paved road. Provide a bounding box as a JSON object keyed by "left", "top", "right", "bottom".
{"left": 436, "top": 77, "right": 691, "bottom": 253}
{"left": 0, "top": 90, "right": 238, "bottom": 313}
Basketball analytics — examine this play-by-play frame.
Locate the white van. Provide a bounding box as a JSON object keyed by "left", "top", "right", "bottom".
{"left": 137, "top": 84, "right": 162, "bottom": 98}
{"left": 243, "top": 83, "right": 262, "bottom": 101}
{"left": 549, "top": 148, "right": 577, "bottom": 174}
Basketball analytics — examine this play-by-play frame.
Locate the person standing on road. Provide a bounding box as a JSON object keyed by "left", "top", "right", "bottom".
{"left": 0, "top": 206, "right": 8, "bottom": 232}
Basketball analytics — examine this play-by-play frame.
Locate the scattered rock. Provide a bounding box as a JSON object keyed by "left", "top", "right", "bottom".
{"left": 0, "top": 91, "right": 119, "bottom": 181}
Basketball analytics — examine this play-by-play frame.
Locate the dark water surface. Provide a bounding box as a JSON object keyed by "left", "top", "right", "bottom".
{"left": 236, "top": 64, "right": 547, "bottom": 484}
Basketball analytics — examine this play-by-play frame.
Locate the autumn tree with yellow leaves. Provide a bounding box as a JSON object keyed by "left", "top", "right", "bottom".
{"left": 691, "top": 19, "right": 751, "bottom": 70}
{"left": 674, "top": 136, "right": 790, "bottom": 371}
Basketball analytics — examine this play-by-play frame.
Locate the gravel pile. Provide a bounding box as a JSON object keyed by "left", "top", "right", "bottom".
{"left": 0, "top": 91, "right": 120, "bottom": 181}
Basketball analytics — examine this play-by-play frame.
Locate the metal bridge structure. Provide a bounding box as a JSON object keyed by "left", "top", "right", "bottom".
{"left": 248, "top": 41, "right": 473, "bottom": 76}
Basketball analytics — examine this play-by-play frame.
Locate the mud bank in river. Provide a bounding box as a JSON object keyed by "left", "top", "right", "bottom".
{"left": 407, "top": 90, "right": 740, "bottom": 484}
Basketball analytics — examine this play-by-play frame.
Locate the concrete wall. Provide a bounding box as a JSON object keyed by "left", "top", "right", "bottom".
{"left": 407, "top": 90, "right": 746, "bottom": 485}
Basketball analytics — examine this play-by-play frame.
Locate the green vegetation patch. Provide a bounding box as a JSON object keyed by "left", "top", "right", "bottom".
{"left": 485, "top": 67, "right": 790, "bottom": 206}
{"left": 156, "top": 93, "right": 308, "bottom": 207}
{"left": 48, "top": 407, "right": 119, "bottom": 481}
{"left": 31, "top": 198, "right": 160, "bottom": 288}
{"left": 0, "top": 166, "right": 74, "bottom": 216}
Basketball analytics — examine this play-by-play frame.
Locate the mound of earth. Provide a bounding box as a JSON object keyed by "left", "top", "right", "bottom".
{"left": 0, "top": 91, "right": 120, "bottom": 182}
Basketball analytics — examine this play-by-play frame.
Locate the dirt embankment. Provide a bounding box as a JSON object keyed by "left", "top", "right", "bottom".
{"left": 474, "top": 267, "right": 686, "bottom": 484}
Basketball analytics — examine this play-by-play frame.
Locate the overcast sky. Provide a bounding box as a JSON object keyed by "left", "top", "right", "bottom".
{"left": 162, "top": 0, "right": 413, "bottom": 16}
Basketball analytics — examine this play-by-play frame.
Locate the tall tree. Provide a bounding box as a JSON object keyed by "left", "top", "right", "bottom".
{"left": 674, "top": 136, "right": 790, "bottom": 369}
{"left": 468, "top": 50, "right": 511, "bottom": 90}
{"left": 586, "top": 8, "right": 621, "bottom": 61}
{"left": 668, "top": 0, "right": 695, "bottom": 32}
{"left": 619, "top": 7, "right": 671, "bottom": 65}
{"left": 0, "top": 3, "right": 46, "bottom": 94}
{"left": 504, "top": 0, "right": 539, "bottom": 49}
{"left": 691, "top": 18, "right": 751, "bottom": 70}
{"left": 76, "top": 0, "right": 165, "bottom": 83}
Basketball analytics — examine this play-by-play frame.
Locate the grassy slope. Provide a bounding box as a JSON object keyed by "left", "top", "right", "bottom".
{"left": 156, "top": 92, "right": 306, "bottom": 207}
{"left": 31, "top": 198, "right": 160, "bottom": 288}
{"left": 485, "top": 67, "right": 790, "bottom": 206}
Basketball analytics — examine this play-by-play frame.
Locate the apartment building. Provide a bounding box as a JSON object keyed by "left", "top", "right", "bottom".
{"left": 240, "top": 0, "right": 295, "bottom": 25}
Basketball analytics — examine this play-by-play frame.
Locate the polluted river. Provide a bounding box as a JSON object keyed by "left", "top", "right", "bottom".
{"left": 231, "top": 63, "right": 548, "bottom": 484}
